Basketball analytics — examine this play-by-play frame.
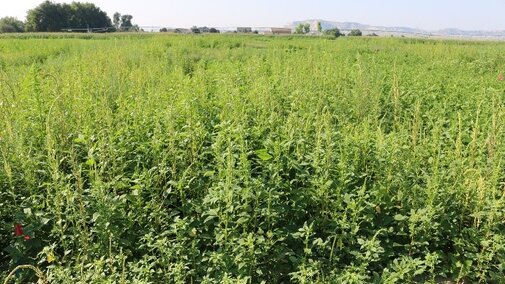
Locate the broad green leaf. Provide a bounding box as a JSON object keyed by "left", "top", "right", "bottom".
{"left": 255, "top": 149, "right": 272, "bottom": 161}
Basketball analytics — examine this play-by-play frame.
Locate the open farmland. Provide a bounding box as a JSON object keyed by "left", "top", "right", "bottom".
{"left": 0, "top": 34, "right": 504, "bottom": 283}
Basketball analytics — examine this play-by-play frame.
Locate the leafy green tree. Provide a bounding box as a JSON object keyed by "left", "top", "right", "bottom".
{"left": 348, "top": 29, "right": 362, "bottom": 36}
{"left": 120, "top": 15, "right": 133, "bottom": 30}
{"left": 111, "top": 12, "right": 136, "bottom": 32}
{"left": 324, "top": 28, "right": 341, "bottom": 38}
{"left": 113, "top": 12, "right": 121, "bottom": 29}
{"left": 25, "top": 1, "right": 70, "bottom": 32}
{"left": 0, "top": 17, "right": 24, "bottom": 33}
{"left": 303, "top": 23, "right": 310, "bottom": 34}
{"left": 191, "top": 26, "right": 200, "bottom": 34}
{"left": 67, "top": 2, "right": 111, "bottom": 29}
{"left": 295, "top": 23, "right": 304, "bottom": 34}
{"left": 26, "top": 1, "right": 111, "bottom": 32}
{"left": 295, "top": 23, "right": 311, "bottom": 34}
{"left": 317, "top": 22, "right": 322, "bottom": 33}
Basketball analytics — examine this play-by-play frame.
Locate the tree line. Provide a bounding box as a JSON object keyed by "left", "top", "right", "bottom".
{"left": 0, "top": 1, "right": 137, "bottom": 33}
{"left": 294, "top": 22, "right": 364, "bottom": 38}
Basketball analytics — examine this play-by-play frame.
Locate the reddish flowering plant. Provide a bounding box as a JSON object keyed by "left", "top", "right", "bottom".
{"left": 14, "top": 224, "right": 23, "bottom": 236}
{"left": 498, "top": 72, "right": 504, "bottom": 81}
{"left": 14, "top": 223, "right": 30, "bottom": 241}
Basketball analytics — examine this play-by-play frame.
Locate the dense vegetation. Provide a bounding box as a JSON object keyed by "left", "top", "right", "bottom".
{"left": 1, "top": 1, "right": 138, "bottom": 34}
{"left": 0, "top": 17, "right": 25, "bottom": 33}
{"left": 25, "top": 1, "right": 112, "bottom": 32}
{"left": 1, "top": 34, "right": 504, "bottom": 283}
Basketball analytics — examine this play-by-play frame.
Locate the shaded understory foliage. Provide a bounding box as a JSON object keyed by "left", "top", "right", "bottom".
{"left": 0, "top": 34, "right": 504, "bottom": 283}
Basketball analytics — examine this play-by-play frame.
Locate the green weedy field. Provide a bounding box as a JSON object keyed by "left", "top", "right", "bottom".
{"left": 0, "top": 34, "right": 504, "bottom": 283}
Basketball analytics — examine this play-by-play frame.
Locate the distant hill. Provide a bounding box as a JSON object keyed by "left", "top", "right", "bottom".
{"left": 291, "top": 19, "right": 505, "bottom": 39}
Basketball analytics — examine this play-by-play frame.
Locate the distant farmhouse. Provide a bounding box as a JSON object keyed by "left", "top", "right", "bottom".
{"left": 265, "top": 27, "right": 292, "bottom": 35}
{"left": 237, "top": 27, "right": 252, "bottom": 33}
{"left": 159, "top": 28, "right": 176, "bottom": 33}
{"left": 175, "top": 28, "right": 192, "bottom": 34}
{"left": 164, "top": 26, "right": 291, "bottom": 35}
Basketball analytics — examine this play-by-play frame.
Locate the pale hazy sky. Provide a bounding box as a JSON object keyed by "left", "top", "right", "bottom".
{"left": 2, "top": 0, "right": 504, "bottom": 31}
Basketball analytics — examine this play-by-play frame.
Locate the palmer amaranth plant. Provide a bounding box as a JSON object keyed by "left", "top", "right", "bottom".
{"left": 0, "top": 34, "right": 504, "bottom": 283}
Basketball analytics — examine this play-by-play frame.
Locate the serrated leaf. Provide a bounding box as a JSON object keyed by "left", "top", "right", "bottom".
{"left": 47, "top": 252, "right": 55, "bottom": 263}
{"left": 86, "top": 158, "right": 95, "bottom": 166}
{"left": 73, "top": 134, "right": 86, "bottom": 144}
{"left": 23, "top": 208, "right": 32, "bottom": 216}
{"left": 255, "top": 149, "right": 272, "bottom": 161}
{"left": 394, "top": 214, "right": 408, "bottom": 221}
{"left": 92, "top": 213, "right": 100, "bottom": 222}
{"left": 204, "top": 215, "right": 216, "bottom": 224}
{"left": 204, "top": 170, "right": 215, "bottom": 177}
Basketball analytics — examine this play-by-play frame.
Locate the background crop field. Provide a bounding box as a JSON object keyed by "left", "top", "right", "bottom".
{"left": 1, "top": 34, "right": 504, "bottom": 283}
